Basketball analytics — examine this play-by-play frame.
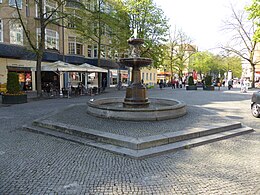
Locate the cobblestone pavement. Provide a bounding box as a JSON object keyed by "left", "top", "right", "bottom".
{"left": 0, "top": 87, "right": 260, "bottom": 194}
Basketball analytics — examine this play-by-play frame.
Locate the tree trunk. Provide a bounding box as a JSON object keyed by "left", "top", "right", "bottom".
{"left": 97, "top": 0, "right": 102, "bottom": 88}
{"left": 36, "top": 53, "right": 43, "bottom": 97}
{"left": 251, "top": 63, "right": 255, "bottom": 88}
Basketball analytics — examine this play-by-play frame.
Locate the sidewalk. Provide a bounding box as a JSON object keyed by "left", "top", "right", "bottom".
{"left": 0, "top": 86, "right": 259, "bottom": 194}
{"left": 0, "top": 87, "right": 117, "bottom": 107}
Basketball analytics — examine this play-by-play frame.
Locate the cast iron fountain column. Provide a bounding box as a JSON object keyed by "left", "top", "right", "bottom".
{"left": 120, "top": 38, "right": 152, "bottom": 108}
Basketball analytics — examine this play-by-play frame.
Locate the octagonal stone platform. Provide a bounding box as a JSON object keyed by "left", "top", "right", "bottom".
{"left": 24, "top": 103, "right": 254, "bottom": 159}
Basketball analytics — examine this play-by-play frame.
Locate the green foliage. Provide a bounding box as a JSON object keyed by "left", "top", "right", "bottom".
{"left": 124, "top": 0, "right": 169, "bottom": 68}
{"left": 188, "top": 76, "right": 194, "bottom": 86}
{"left": 6, "top": 72, "right": 20, "bottom": 94}
{"left": 71, "top": 0, "right": 131, "bottom": 61}
{"left": 146, "top": 85, "right": 154, "bottom": 89}
{"left": 190, "top": 51, "right": 242, "bottom": 79}
{"left": 246, "top": 0, "right": 260, "bottom": 42}
{"left": 223, "top": 56, "right": 242, "bottom": 78}
{"left": 204, "top": 75, "right": 212, "bottom": 86}
{"left": 189, "top": 51, "right": 211, "bottom": 76}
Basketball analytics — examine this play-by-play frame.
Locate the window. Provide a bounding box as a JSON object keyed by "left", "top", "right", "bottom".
{"left": 94, "top": 45, "right": 98, "bottom": 58}
{"left": 87, "top": 45, "right": 92, "bottom": 57}
{"left": 35, "top": 0, "right": 57, "bottom": 19}
{"left": 0, "top": 0, "right": 2, "bottom": 3}
{"left": 150, "top": 73, "right": 152, "bottom": 81}
{"left": 84, "top": 0, "right": 93, "bottom": 11}
{"left": 76, "top": 42, "right": 83, "bottom": 55}
{"left": 68, "top": 36, "right": 83, "bottom": 55}
{"left": 46, "top": 29, "right": 59, "bottom": 50}
{"left": 146, "top": 73, "right": 148, "bottom": 80}
{"left": 0, "top": 19, "right": 3, "bottom": 42}
{"left": 45, "top": 0, "right": 57, "bottom": 20}
{"left": 107, "top": 47, "right": 112, "bottom": 59}
{"left": 67, "top": 11, "right": 82, "bottom": 29}
{"left": 10, "top": 21, "right": 23, "bottom": 45}
{"left": 154, "top": 73, "right": 156, "bottom": 81}
{"left": 37, "top": 28, "right": 59, "bottom": 50}
{"left": 68, "top": 37, "right": 75, "bottom": 54}
{"left": 9, "top": 0, "right": 22, "bottom": 9}
{"left": 142, "top": 72, "right": 144, "bottom": 80}
{"left": 101, "top": 45, "right": 105, "bottom": 58}
{"left": 26, "top": 0, "right": 30, "bottom": 17}
{"left": 67, "top": 10, "right": 76, "bottom": 28}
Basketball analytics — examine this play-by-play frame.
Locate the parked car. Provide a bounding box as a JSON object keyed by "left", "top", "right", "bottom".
{"left": 251, "top": 91, "right": 260, "bottom": 118}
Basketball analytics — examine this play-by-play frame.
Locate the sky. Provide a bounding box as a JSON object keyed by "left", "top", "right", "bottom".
{"left": 153, "top": 0, "right": 252, "bottom": 53}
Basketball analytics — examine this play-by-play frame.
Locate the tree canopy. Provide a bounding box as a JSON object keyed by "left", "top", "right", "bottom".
{"left": 189, "top": 51, "right": 242, "bottom": 80}
{"left": 246, "top": 0, "right": 260, "bottom": 42}
{"left": 123, "top": 0, "right": 169, "bottom": 67}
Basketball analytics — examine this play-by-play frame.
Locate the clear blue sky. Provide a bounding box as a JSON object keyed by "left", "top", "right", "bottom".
{"left": 153, "top": 0, "right": 252, "bottom": 53}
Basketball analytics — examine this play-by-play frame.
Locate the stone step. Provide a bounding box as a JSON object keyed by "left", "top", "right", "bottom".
{"left": 32, "top": 120, "right": 242, "bottom": 150}
{"left": 130, "top": 126, "right": 254, "bottom": 159}
{"left": 23, "top": 124, "right": 254, "bottom": 159}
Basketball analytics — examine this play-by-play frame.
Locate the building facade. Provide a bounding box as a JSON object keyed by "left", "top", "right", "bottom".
{"left": 0, "top": 0, "right": 119, "bottom": 92}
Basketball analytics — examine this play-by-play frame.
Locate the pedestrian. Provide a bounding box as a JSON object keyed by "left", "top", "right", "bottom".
{"left": 179, "top": 79, "right": 182, "bottom": 88}
{"left": 217, "top": 81, "right": 221, "bottom": 91}
{"left": 46, "top": 83, "right": 51, "bottom": 97}
{"left": 228, "top": 80, "right": 233, "bottom": 90}
{"left": 222, "top": 80, "right": 225, "bottom": 86}
{"left": 102, "top": 77, "right": 107, "bottom": 91}
{"left": 172, "top": 79, "right": 175, "bottom": 89}
{"left": 240, "top": 79, "right": 248, "bottom": 93}
{"left": 159, "top": 80, "right": 163, "bottom": 90}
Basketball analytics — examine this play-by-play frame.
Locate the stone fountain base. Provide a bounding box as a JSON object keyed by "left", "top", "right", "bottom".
{"left": 87, "top": 98, "right": 187, "bottom": 121}
{"left": 24, "top": 103, "right": 253, "bottom": 159}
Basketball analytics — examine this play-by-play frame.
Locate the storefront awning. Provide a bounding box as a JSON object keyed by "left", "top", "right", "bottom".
{"left": 41, "top": 61, "right": 86, "bottom": 72}
{"left": 79, "top": 63, "right": 108, "bottom": 73}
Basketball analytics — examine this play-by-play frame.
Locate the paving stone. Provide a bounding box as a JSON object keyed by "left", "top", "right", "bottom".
{"left": 0, "top": 88, "right": 259, "bottom": 194}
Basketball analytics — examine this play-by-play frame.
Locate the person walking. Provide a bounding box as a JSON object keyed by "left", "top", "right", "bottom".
{"left": 228, "top": 80, "right": 233, "bottom": 90}
{"left": 179, "top": 79, "right": 182, "bottom": 88}
{"left": 172, "top": 79, "right": 175, "bottom": 89}
{"left": 159, "top": 80, "right": 163, "bottom": 90}
{"left": 102, "top": 77, "right": 107, "bottom": 92}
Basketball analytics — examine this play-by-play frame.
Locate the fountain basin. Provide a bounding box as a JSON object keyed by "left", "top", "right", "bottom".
{"left": 119, "top": 58, "right": 152, "bottom": 67}
{"left": 87, "top": 98, "right": 187, "bottom": 121}
{"left": 127, "top": 38, "right": 144, "bottom": 45}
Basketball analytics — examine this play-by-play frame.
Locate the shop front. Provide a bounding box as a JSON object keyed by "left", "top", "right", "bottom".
{"left": 7, "top": 66, "right": 33, "bottom": 91}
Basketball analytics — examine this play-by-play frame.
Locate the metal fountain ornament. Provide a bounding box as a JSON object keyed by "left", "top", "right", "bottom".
{"left": 119, "top": 31, "right": 153, "bottom": 108}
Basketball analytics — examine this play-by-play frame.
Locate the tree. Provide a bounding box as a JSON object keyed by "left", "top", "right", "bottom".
{"left": 189, "top": 51, "right": 211, "bottom": 79}
{"left": 71, "top": 0, "right": 130, "bottom": 58}
{"left": 246, "top": 0, "right": 260, "bottom": 42}
{"left": 221, "top": 54, "right": 242, "bottom": 78}
{"left": 70, "top": 0, "right": 130, "bottom": 86}
{"left": 13, "top": 0, "right": 67, "bottom": 97}
{"left": 221, "top": 4, "right": 260, "bottom": 88}
{"left": 165, "top": 28, "right": 196, "bottom": 79}
{"left": 190, "top": 51, "right": 242, "bottom": 80}
{"left": 124, "top": 0, "right": 169, "bottom": 67}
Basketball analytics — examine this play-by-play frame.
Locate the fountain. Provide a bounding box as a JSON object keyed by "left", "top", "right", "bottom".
{"left": 25, "top": 36, "right": 253, "bottom": 159}
{"left": 121, "top": 38, "right": 152, "bottom": 108}
{"left": 87, "top": 36, "right": 187, "bottom": 121}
